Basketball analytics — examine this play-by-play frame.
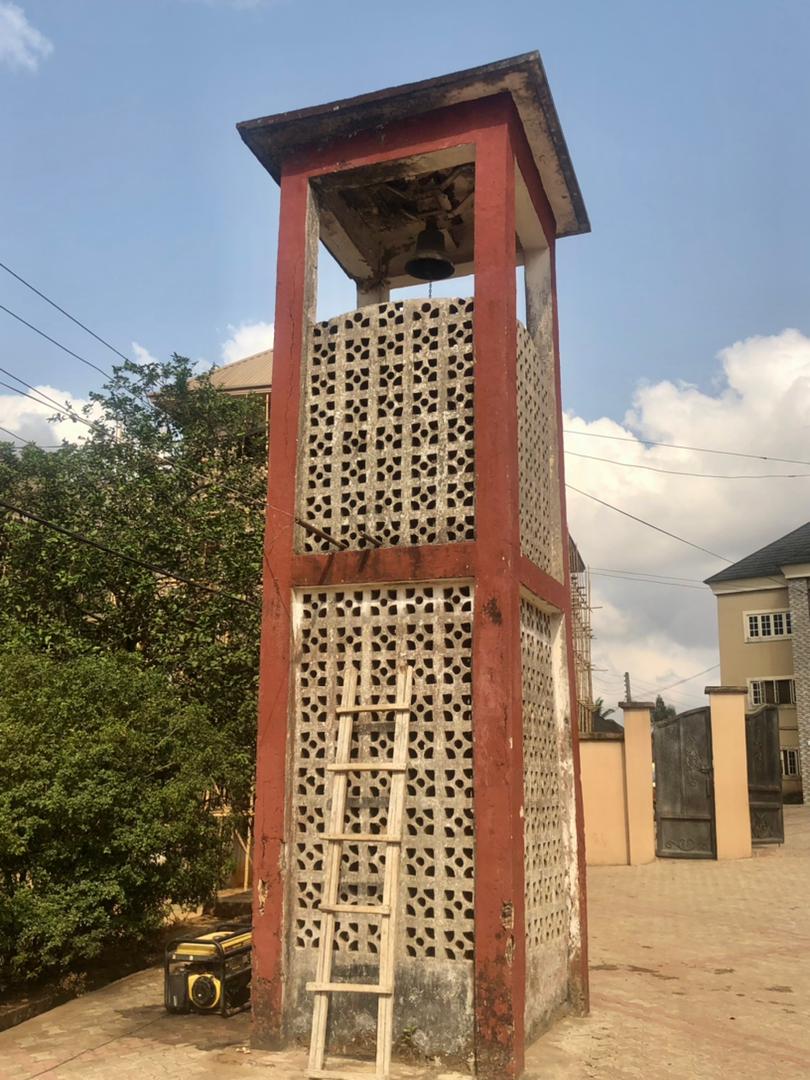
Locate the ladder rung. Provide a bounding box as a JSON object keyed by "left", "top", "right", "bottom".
{"left": 320, "top": 903, "right": 391, "bottom": 915}
{"left": 326, "top": 762, "right": 406, "bottom": 773}
{"left": 323, "top": 833, "right": 401, "bottom": 843}
{"left": 335, "top": 702, "right": 409, "bottom": 714}
{"left": 306, "top": 981, "right": 393, "bottom": 995}
{"left": 308, "top": 1068, "right": 385, "bottom": 1080}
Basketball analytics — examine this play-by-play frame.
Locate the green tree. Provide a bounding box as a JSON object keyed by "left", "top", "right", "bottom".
{"left": 592, "top": 697, "right": 616, "bottom": 722}
{"left": 652, "top": 694, "right": 677, "bottom": 722}
{"left": 0, "top": 651, "right": 228, "bottom": 986}
{"left": 0, "top": 354, "right": 266, "bottom": 814}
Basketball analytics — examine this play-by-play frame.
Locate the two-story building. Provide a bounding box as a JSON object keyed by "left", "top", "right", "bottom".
{"left": 705, "top": 521, "right": 810, "bottom": 802}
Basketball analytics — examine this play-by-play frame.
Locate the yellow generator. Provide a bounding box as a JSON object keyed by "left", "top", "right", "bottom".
{"left": 164, "top": 924, "right": 251, "bottom": 1016}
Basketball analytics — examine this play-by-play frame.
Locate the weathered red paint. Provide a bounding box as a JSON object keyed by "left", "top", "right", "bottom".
{"left": 469, "top": 115, "right": 526, "bottom": 1080}
{"left": 285, "top": 94, "right": 512, "bottom": 181}
{"left": 291, "top": 541, "right": 475, "bottom": 589}
{"left": 251, "top": 167, "right": 310, "bottom": 1047}
{"left": 251, "top": 90, "right": 588, "bottom": 1069}
{"left": 518, "top": 555, "right": 568, "bottom": 615}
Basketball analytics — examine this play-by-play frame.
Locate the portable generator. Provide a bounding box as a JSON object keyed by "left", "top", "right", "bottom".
{"left": 164, "top": 924, "right": 252, "bottom": 1016}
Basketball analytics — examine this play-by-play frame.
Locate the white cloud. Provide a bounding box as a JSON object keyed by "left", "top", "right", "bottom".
{"left": 221, "top": 321, "right": 274, "bottom": 365}
{"left": 566, "top": 329, "right": 810, "bottom": 711}
{"left": 0, "top": 2, "right": 52, "bottom": 72}
{"left": 132, "top": 341, "right": 160, "bottom": 366}
{"left": 0, "top": 385, "right": 92, "bottom": 447}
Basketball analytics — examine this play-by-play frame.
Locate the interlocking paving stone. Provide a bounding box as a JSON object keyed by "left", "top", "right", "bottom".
{"left": 1, "top": 806, "right": 808, "bottom": 1079}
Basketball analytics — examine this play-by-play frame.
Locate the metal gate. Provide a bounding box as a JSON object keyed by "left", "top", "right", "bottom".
{"left": 745, "top": 706, "right": 784, "bottom": 845}
{"left": 653, "top": 707, "right": 716, "bottom": 859}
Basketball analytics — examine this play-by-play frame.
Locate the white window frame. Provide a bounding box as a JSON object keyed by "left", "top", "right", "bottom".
{"left": 743, "top": 609, "right": 793, "bottom": 642}
{"left": 781, "top": 748, "right": 801, "bottom": 777}
{"left": 748, "top": 676, "right": 796, "bottom": 708}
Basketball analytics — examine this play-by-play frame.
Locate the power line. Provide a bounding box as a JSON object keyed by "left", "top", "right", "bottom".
{"left": 589, "top": 566, "right": 704, "bottom": 583}
{"left": 0, "top": 363, "right": 268, "bottom": 511}
{"left": 657, "top": 664, "right": 719, "bottom": 693}
{"left": 565, "top": 448, "right": 810, "bottom": 480}
{"left": 566, "top": 483, "right": 733, "bottom": 563}
{"left": 590, "top": 571, "right": 705, "bottom": 591}
{"left": 563, "top": 428, "right": 810, "bottom": 469}
{"left": 0, "top": 424, "right": 61, "bottom": 449}
{"left": 0, "top": 497, "right": 258, "bottom": 607}
{"left": 0, "top": 260, "right": 130, "bottom": 365}
{"left": 0, "top": 302, "right": 111, "bottom": 379}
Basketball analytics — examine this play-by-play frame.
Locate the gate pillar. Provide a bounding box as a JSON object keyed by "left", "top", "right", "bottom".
{"left": 706, "top": 686, "right": 752, "bottom": 860}
{"left": 620, "top": 702, "right": 655, "bottom": 865}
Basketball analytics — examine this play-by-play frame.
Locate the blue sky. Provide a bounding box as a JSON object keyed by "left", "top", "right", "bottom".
{"left": 2, "top": 0, "right": 808, "bottom": 415}
{"left": 3, "top": 0, "right": 810, "bottom": 703}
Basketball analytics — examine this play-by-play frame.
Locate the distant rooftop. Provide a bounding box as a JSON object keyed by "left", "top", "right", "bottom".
{"left": 198, "top": 349, "right": 273, "bottom": 396}
{"left": 705, "top": 521, "right": 810, "bottom": 585}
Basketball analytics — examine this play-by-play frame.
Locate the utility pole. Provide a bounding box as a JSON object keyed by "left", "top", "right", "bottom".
{"left": 624, "top": 671, "right": 632, "bottom": 703}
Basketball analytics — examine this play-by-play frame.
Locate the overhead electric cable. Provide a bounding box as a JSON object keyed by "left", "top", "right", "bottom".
{"left": 656, "top": 664, "right": 719, "bottom": 693}
{"left": 589, "top": 566, "right": 704, "bottom": 583}
{"left": 0, "top": 424, "right": 61, "bottom": 449}
{"left": 0, "top": 497, "right": 257, "bottom": 606}
{"left": 566, "top": 484, "right": 733, "bottom": 563}
{"left": 0, "top": 259, "right": 130, "bottom": 364}
{"left": 0, "top": 377, "right": 76, "bottom": 419}
{"left": 590, "top": 571, "right": 705, "bottom": 591}
{"left": 565, "top": 449, "right": 810, "bottom": 480}
{"left": 563, "top": 429, "right": 810, "bottom": 469}
{"left": 0, "top": 362, "right": 268, "bottom": 511}
{"left": 0, "top": 302, "right": 111, "bottom": 378}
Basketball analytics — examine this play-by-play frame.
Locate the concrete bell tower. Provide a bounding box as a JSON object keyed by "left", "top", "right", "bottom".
{"left": 238, "top": 52, "right": 591, "bottom": 1079}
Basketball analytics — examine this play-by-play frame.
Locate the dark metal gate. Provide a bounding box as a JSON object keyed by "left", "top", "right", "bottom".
{"left": 653, "top": 707, "right": 716, "bottom": 859}
{"left": 745, "top": 706, "right": 784, "bottom": 845}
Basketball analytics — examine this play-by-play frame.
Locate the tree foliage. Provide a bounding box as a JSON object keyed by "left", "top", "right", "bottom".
{"left": 0, "top": 651, "right": 227, "bottom": 986}
{"left": 0, "top": 355, "right": 266, "bottom": 812}
{"left": 0, "top": 356, "right": 266, "bottom": 982}
{"left": 652, "top": 694, "right": 677, "bottom": 723}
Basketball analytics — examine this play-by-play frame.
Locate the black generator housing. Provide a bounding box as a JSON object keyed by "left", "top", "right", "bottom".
{"left": 164, "top": 924, "right": 251, "bottom": 1016}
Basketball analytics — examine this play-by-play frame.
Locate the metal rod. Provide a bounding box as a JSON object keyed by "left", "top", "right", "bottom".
{"left": 295, "top": 515, "right": 349, "bottom": 551}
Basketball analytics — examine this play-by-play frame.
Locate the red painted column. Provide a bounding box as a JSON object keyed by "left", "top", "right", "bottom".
{"left": 251, "top": 166, "right": 310, "bottom": 1047}
{"left": 471, "top": 117, "right": 526, "bottom": 1078}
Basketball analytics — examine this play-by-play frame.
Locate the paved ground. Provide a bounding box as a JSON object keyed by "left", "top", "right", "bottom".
{"left": 1, "top": 805, "right": 808, "bottom": 1080}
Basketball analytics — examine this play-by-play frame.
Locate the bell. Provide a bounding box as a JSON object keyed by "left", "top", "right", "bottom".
{"left": 405, "top": 217, "right": 455, "bottom": 282}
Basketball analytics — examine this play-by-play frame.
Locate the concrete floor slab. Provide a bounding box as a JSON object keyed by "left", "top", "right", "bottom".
{"left": 1, "top": 806, "right": 808, "bottom": 1080}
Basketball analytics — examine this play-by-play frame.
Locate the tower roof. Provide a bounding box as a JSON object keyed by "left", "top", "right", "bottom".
{"left": 237, "top": 52, "right": 589, "bottom": 240}
{"left": 705, "top": 521, "right": 810, "bottom": 585}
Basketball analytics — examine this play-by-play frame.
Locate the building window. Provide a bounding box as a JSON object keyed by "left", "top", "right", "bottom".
{"left": 781, "top": 748, "right": 801, "bottom": 777}
{"left": 744, "top": 610, "right": 793, "bottom": 642}
{"left": 749, "top": 678, "right": 796, "bottom": 706}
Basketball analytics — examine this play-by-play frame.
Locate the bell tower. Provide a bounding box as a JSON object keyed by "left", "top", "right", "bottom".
{"left": 238, "top": 52, "right": 590, "bottom": 1078}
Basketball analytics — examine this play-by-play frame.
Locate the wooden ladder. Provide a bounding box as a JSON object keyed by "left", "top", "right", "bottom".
{"left": 307, "top": 663, "right": 414, "bottom": 1080}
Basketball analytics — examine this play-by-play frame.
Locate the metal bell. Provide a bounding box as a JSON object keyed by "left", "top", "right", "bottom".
{"left": 405, "top": 217, "right": 455, "bottom": 282}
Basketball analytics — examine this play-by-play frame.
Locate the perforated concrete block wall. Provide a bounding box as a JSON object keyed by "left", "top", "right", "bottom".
{"left": 517, "top": 322, "right": 563, "bottom": 580}
{"left": 296, "top": 299, "right": 476, "bottom": 553}
{"left": 287, "top": 583, "right": 475, "bottom": 1059}
{"left": 521, "top": 597, "right": 573, "bottom": 1037}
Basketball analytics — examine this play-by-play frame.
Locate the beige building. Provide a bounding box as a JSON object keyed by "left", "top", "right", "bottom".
{"left": 706, "top": 522, "right": 810, "bottom": 802}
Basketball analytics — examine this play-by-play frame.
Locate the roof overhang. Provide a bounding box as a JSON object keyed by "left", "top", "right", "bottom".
{"left": 237, "top": 52, "right": 589, "bottom": 240}
{"left": 707, "top": 575, "right": 788, "bottom": 596}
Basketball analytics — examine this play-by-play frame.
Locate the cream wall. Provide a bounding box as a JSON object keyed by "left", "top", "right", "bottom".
{"left": 715, "top": 586, "right": 792, "bottom": 685}
{"left": 579, "top": 737, "right": 629, "bottom": 866}
{"left": 713, "top": 582, "right": 801, "bottom": 799}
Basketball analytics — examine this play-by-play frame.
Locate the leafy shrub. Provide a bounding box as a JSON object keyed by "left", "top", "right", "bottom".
{"left": 0, "top": 651, "right": 227, "bottom": 987}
